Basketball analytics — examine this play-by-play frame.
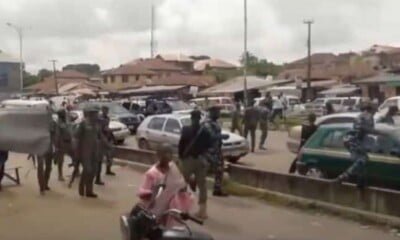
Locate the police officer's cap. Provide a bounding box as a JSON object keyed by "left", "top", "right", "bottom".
{"left": 190, "top": 109, "right": 202, "bottom": 119}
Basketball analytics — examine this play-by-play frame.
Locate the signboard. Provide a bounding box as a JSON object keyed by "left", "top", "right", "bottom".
{"left": 189, "top": 86, "right": 199, "bottom": 97}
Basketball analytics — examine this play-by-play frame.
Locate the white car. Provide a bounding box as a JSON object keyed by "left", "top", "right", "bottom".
{"left": 69, "top": 110, "right": 130, "bottom": 145}
{"left": 378, "top": 96, "right": 400, "bottom": 112}
{"left": 136, "top": 114, "right": 249, "bottom": 163}
{"left": 286, "top": 111, "right": 388, "bottom": 154}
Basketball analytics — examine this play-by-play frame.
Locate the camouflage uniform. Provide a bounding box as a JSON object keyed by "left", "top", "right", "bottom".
{"left": 204, "top": 119, "right": 225, "bottom": 193}
{"left": 337, "top": 111, "right": 374, "bottom": 188}
{"left": 75, "top": 107, "right": 101, "bottom": 197}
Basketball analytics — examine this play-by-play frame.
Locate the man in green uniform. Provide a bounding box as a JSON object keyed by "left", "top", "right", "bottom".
{"left": 54, "top": 109, "right": 75, "bottom": 181}
{"left": 76, "top": 106, "right": 101, "bottom": 198}
{"left": 258, "top": 101, "right": 270, "bottom": 150}
{"left": 230, "top": 100, "right": 242, "bottom": 135}
{"left": 243, "top": 100, "right": 259, "bottom": 152}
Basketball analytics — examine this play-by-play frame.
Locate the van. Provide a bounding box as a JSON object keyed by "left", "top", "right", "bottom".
{"left": 190, "top": 97, "right": 234, "bottom": 115}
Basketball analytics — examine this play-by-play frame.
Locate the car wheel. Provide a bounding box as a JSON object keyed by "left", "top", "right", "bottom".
{"left": 138, "top": 139, "right": 149, "bottom": 150}
{"left": 305, "top": 166, "right": 326, "bottom": 179}
{"left": 227, "top": 157, "right": 240, "bottom": 164}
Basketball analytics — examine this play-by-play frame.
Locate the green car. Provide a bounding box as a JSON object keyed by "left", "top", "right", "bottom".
{"left": 297, "top": 123, "right": 400, "bottom": 188}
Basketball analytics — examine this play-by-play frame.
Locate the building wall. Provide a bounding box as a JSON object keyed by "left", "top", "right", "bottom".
{"left": 103, "top": 74, "right": 149, "bottom": 90}
{"left": 0, "top": 62, "right": 21, "bottom": 92}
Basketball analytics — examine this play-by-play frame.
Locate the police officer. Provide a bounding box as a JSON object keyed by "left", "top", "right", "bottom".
{"left": 76, "top": 106, "right": 101, "bottom": 198}
{"left": 37, "top": 110, "right": 56, "bottom": 194}
{"left": 204, "top": 106, "right": 229, "bottom": 197}
{"left": 230, "top": 100, "right": 242, "bottom": 135}
{"left": 54, "top": 109, "right": 74, "bottom": 182}
{"left": 332, "top": 101, "right": 376, "bottom": 189}
{"left": 258, "top": 101, "right": 270, "bottom": 150}
{"left": 243, "top": 100, "right": 259, "bottom": 152}
{"left": 95, "top": 106, "right": 115, "bottom": 185}
{"left": 179, "top": 110, "right": 213, "bottom": 219}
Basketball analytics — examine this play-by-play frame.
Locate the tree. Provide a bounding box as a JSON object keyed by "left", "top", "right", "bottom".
{"left": 239, "top": 51, "right": 283, "bottom": 77}
{"left": 62, "top": 63, "right": 100, "bottom": 76}
{"left": 23, "top": 71, "right": 40, "bottom": 87}
{"left": 37, "top": 68, "right": 52, "bottom": 80}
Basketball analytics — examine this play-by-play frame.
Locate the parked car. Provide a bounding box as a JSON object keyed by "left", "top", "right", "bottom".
{"left": 68, "top": 110, "right": 130, "bottom": 145}
{"left": 136, "top": 114, "right": 249, "bottom": 163}
{"left": 286, "top": 112, "right": 386, "bottom": 153}
{"left": 190, "top": 97, "right": 235, "bottom": 115}
{"left": 77, "top": 101, "right": 140, "bottom": 133}
{"left": 120, "top": 100, "right": 146, "bottom": 122}
{"left": 378, "top": 96, "right": 400, "bottom": 112}
{"left": 296, "top": 123, "right": 400, "bottom": 189}
{"left": 304, "top": 97, "right": 366, "bottom": 116}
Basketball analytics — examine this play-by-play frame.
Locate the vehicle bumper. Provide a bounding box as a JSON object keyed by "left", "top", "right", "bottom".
{"left": 222, "top": 146, "right": 249, "bottom": 159}
{"left": 112, "top": 128, "right": 130, "bottom": 140}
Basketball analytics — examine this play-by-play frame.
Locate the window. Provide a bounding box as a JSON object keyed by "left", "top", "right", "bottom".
{"left": 321, "top": 129, "right": 347, "bottom": 149}
{"left": 135, "top": 75, "right": 140, "bottom": 81}
{"left": 122, "top": 75, "right": 128, "bottom": 83}
{"left": 103, "top": 78, "right": 108, "bottom": 84}
{"left": 319, "top": 117, "right": 355, "bottom": 125}
{"left": 343, "top": 99, "right": 356, "bottom": 106}
{"left": 327, "top": 99, "right": 342, "bottom": 105}
{"left": 164, "top": 118, "right": 181, "bottom": 134}
{"left": 148, "top": 117, "right": 166, "bottom": 130}
{"left": 110, "top": 76, "right": 115, "bottom": 83}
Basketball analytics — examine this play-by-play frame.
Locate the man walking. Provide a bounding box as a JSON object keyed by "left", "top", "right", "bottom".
{"left": 230, "top": 100, "right": 242, "bottom": 135}
{"left": 271, "top": 92, "right": 285, "bottom": 126}
{"left": 204, "top": 106, "right": 229, "bottom": 197}
{"left": 54, "top": 109, "right": 74, "bottom": 182}
{"left": 179, "top": 110, "right": 213, "bottom": 219}
{"left": 258, "top": 101, "right": 270, "bottom": 150}
{"left": 332, "top": 101, "right": 376, "bottom": 189}
{"left": 95, "top": 106, "right": 114, "bottom": 185}
{"left": 243, "top": 100, "right": 259, "bottom": 152}
{"left": 76, "top": 106, "right": 101, "bottom": 198}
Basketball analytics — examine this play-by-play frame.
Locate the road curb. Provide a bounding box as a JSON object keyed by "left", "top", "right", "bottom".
{"left": 114, "top": 158, "right": 400, "bottom": 228}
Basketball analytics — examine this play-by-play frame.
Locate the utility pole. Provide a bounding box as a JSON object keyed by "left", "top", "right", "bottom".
{"left": 150, "top": 4, "right": 155, "bottom": 58}
{"left": 304, "top": 19, "right": 314, "bottom": 101}
{"left": 6, "top": 22, "right": 24, "bottom": 92}
{"left": 243, "top": 0, "right": 248, "bottom": 106}
{"left": 49, "top": 59, "right": 58, "bottom": 94}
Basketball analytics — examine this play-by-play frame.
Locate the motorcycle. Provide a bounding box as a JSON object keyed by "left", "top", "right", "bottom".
{"left": 120, "top": 178, "right": 214, "bottom": 240}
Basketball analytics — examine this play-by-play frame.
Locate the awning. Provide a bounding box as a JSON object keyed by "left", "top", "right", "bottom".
{"left": 118, "top": 85, "right": 186, "bottom": 95}
{"left": 286, "top": 79, "right": 337, "bottom": 88}
{"left": 355, "top": 73, "right": 400, "bottom": 85}
{"left": 319, "top": 86, "right": 360, "bottom": 95}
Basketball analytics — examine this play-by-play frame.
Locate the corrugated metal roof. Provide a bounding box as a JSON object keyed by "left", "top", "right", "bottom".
{"left": 0, "top": 51, "right": 19, "bottom": 63}
{"left": 354, "top": 73, "right": 400, "bottom": 84}
{"left": 119, "top": 85, "right": 186, "bottom": 94}
{"left": 200, "top": 76, "right": 291, "bottom": 95}
{"left": 319, "top": 86, "right": 360, "bottom": 95}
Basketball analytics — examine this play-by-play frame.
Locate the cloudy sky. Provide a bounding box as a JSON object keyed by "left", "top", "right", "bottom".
{"left": 0, "top": 0, "right": 398, "bottom": 72}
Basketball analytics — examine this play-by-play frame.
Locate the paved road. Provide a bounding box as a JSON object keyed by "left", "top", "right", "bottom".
{"left": 1, "top": 153, "right": 398, "bottom": 240}
{"left": 125, "top": 130, "right": 295, "bottom": 173}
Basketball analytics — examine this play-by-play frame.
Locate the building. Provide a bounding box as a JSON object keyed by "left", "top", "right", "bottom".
{"left": 102, "top": 58, "right": 216, "bottom": 93}
{"left": 0, "top": 50, "right": 21, "bottom": 93}
{"left": 156, "top": 54, "right": 194, "bottom": 72}
{"left": 26, "top": 70, "right": 101, "bottom": 95}
{"left": 354, "top": 73, "right": 400, "bottom": 101}
{"left": 193, "top": 58, "right": 237, "bottom": 72}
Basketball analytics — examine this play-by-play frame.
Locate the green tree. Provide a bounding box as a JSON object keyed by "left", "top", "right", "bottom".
{"left": 239, "top": 51, "right": 282, "bottom": 77}
{"left": 37, "top": 69, "right": 52, "bottom": 80}
{"left": 23, "top": 71, "right": 40, "bottom": 87}
{"left": 62, "top": 63, "right": 100, "bottom": 76}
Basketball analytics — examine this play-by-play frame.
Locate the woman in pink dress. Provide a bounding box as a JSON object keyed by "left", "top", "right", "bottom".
{"left": 138, "top": 144, "right": 193, "bottom": 227}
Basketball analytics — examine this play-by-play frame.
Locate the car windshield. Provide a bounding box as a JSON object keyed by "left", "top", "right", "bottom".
{"left": 167, "top": 100, "right": 191, "bottom": 111}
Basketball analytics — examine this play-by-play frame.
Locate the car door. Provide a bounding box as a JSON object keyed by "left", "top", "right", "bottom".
{"left": 162, "top": 117, "right": 182, "bottom": 153}
{"left": 315, "top": 128, "right": 351, "bottom": 177}
{"left": 146, "top": 117, "right": 167, "bottom": 149}
{"left": 365, "top": 133, "right": 400, "bottom": 188}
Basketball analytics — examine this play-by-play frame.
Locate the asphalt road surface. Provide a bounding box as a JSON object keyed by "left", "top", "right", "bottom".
{"left": 125, "top": 129, "right": 295, "bottom": 173}
{"left": 1, "top": 153, "right": 398, "bottom": 240}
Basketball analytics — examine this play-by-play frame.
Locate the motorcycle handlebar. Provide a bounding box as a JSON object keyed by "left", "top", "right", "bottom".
{"left": 180, "top": 212, "right": 203, "bottom": 225}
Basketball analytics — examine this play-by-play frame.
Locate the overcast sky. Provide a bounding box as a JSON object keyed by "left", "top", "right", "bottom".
{"left": 0, "top": 0, "right": 398, "bottom": 73}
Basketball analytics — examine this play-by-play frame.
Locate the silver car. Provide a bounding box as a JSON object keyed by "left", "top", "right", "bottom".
{"left": 136, "top": 114, "right": 249, "bottom": 163}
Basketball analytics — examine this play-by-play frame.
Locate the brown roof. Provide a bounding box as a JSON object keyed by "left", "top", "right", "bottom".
{"left": 108, "top": 64, "right": 156, "bottom": 75}
{"left": 156, "top": 54, "right": 194, "bottom": 62}
{"left": 286, "top": 53, "right": 337, "bottom": 68}
{"left": 55, "top": 70, "right": 89, "bottom": 79}
{"left": 193, "top": 59, "right": 237, "bottom": 71}
{"left": 124, "top": 58, "right": 183, "bottom": 71}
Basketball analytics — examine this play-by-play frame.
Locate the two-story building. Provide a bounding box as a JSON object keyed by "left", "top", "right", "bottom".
{"left": 0, "top": 50, "right": 22, "bottom": 93}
